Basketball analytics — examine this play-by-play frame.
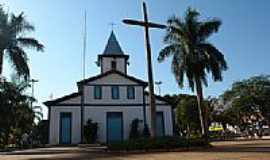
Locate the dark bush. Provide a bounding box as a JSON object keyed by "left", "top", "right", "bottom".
{"left": 84, "top": 119, "right": 98, "bottom": 144}
{"left": 107, "top": 136, "right": 209, "bottom": 151}
{"left": 129, "top": 119, "right": 141, "bottom": 139}
{"left": 32, "top": 120, "right": 49, "bottom": 145}
{"left": 143, "top": 124, "right": 150, "bottom": 138}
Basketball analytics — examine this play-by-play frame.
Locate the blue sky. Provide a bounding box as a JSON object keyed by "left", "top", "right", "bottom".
{"left": 2, "top": 0, "right": 270, "bottom": 118}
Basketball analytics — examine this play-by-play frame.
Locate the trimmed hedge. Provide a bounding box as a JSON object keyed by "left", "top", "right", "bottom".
{"left": 107, "top": 136, "right": 209, "bottom": 151}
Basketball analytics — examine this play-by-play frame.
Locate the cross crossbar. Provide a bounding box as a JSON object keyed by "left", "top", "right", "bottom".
{"left": 123, "top": 19, "right": 166, "bottom": 29}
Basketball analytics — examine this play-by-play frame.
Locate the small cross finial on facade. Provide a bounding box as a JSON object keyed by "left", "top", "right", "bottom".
{"left": 109, "top": 22, "right": 116, "bottom": 31}
{"left": 49, "top": 93, "right": 53, "bottom": 100}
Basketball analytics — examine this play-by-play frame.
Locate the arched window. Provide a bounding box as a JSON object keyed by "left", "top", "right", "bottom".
{"left": 111, "top": 61, "right": 116, "bottom": 70}
{"left": 127, "top": 86, "right": 135, "bottom": 99}
{"left": 111, "top": 86, "right": 119, "bottom": 99}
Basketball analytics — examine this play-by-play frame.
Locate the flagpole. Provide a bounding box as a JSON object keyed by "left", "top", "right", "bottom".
{"left": 81, "top": 10, "right": 87, "bottom": 143}
{"left": 83, "top": 11, "right": 87, "bottom": 80}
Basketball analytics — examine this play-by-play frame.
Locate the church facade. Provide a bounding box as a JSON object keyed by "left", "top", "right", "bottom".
{"left": 44, "top": 31, "right": 173, "bottom": 144}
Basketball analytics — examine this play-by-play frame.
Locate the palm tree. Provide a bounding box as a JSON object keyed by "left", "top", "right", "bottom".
{"left": 0, "top": 7, "right": 44, "bottom": 80}
{"left": 158, "top": 8, "right": 227, "bottom": 137}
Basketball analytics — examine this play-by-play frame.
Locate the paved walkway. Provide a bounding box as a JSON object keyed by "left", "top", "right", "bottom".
{"left": 1, "top": 140, "right": 270, "bottom": 160}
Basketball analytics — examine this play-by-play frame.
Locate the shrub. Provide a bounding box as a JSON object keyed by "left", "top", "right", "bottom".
{"left": 84, "top": 119, "right": 98, "bottom": 144}
{"left": 107, "top": 136, "right": 209, "bottom": 151}
{"left": 129, "top": 119, "right": 141, "bottom": 139}
{"left": 143, "top": 124, "right": 150, "bottom": 138}
{"left": 0, "top": 143, "right": 5, "bottom": 149}
{"left": 31, "top": 120, "right": 49, "bottom": 145}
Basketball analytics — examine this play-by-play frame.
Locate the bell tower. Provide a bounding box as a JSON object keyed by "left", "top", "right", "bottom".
{"left": 97, "top": 31, "right": 129, "bottom": 74}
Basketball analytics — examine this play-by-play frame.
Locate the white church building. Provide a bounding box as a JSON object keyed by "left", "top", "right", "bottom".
{"left": 44, "top": 31, "right": 173, "bottom": 144}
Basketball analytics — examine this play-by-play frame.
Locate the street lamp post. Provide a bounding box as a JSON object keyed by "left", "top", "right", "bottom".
{"left": 29, "top": 79, "right": 39, "bottom": 109}
{"left": 155, "top": 81, "right": 162, "bottom": 95}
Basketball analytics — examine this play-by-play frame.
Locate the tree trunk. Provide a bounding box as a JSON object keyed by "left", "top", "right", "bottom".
{"left": 195, "top": 78, "right": 206, "bottom": 137}
{"left": 203, "top": 99, "right": 209, "bottom": 139}
{"left": 222, "top": 122, "right": 227, "bottom": 131}
{"left": 3, "top": 128, "right": 10, "bottom": 146}
{"left": 187, "top": 123, "right": 190, "bottom": 139}
{"left": 0, "top": 50, "right": 4, "bottom": 76}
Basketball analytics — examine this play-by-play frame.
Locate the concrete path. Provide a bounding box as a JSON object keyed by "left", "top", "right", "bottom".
{"left": 0, "top": 140, "right": 270, "bottom": 160}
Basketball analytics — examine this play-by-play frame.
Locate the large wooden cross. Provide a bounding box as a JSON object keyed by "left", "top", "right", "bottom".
{"left": 123, "top": 1, "right": 166, "bottom": 137}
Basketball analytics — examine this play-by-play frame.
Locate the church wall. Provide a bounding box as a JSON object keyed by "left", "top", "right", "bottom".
{"left": 116, "top": 58, "right": 126, "bottom": 73}
{"left": 83, "top": 85, "right": 144, "bottom": 104}
{"left": 49, "top": 106, "right": 81, "bottom": 144}
{"left": 83, "top": 73, "right": 146, "bottom": 105}
{"left": 145, "top": 105, "right": 174, "bottom": 136}
{"left": 49, "top": 104, "right": 172, "bottom": 144}
{"left": 101, "top": 57, "right": 126, "bottom": 73}
{"left": 102, "top": 57, "right": 113, "bottom": 73}
{"left": 84, "top": 106, "right": 144, "bottom": 143}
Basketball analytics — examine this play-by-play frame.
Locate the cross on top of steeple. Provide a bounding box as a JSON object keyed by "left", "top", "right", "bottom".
{"left": 109, "top": 22, "right": 116, "bottom": 31}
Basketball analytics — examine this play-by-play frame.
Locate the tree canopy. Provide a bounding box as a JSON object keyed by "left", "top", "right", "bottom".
{"left": 0, "top": 5, "right": 44, "bottom": 80}
{"left": 0, "top": 78, "right": 41, "bottom": 146}
{"left": 211, "top": 75, "right": 270, "bottom": 136}
{"left": 159, "top": 7, "right": 227, "bottom": 136}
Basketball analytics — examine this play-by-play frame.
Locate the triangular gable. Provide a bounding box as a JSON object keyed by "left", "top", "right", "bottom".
{"left": 144, "top": 92, "right": 170, "bottom": 105}
{"left": 77, "top": 70, "right": 148, "bottom": 86}
{"left": 44, "top": 92, "right": 81, "bottom": 106}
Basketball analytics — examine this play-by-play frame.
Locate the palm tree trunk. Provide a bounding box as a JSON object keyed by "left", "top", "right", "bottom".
{"left": 187, "top": 123, "right": 190, "bottom": 139}
{"left": 203, "top": 101, "right": 209, "bottom": 139}
{"left": 0, "top": 50, "right": 4, "bottom": 76}
{"left": 195, "top": 78, "right": 206, "bottom": 137}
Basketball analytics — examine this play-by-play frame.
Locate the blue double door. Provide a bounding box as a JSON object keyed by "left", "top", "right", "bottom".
{"left": 106, "top": 111, "right": 164, "bottom": 143}
{"left": 60, "top": 112, "right": 72, "bottom": 144}
{"left": 107, "top": 112, "right": 123, "bottom": 143}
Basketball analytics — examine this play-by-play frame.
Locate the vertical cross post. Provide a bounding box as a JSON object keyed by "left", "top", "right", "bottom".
{"left": 109, "top": 22, "right": 116, "bottom": 31}
{"left": 123, "top": 1, "right": 166, "bottom": 137}
{"left": 142, "top": 2, "right": 156, "bottom": 137}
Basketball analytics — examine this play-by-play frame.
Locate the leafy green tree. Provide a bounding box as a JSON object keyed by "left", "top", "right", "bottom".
{"left": 211, "top": 105, "right": 240, "bottom": 131}
{"left": 219, "top": 75, "right": 270, "bottom": 133}
{"left": 176, "top": 97, "right": 200, "bottom": 137}
{"left": 158, "top": 7, "right": 227, "bottom": 137}
{"left": 163, "top": 94, "right": 196, "bottom": 109}
{"left": 0, "top": 79, "right": 36, "bottom": 145}
{"left": 0, "top": 6, "right": 44, "bottom": 80}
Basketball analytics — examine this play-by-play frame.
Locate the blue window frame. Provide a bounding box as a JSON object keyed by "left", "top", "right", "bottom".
{"left": 127, "top": 86, "right": 135, "bottom": 99}
{"left": 111, "top": 86, "right": 119, "bottom": 99}
{"left": 94, "top": 86, "right": 102, "bottom": 99}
